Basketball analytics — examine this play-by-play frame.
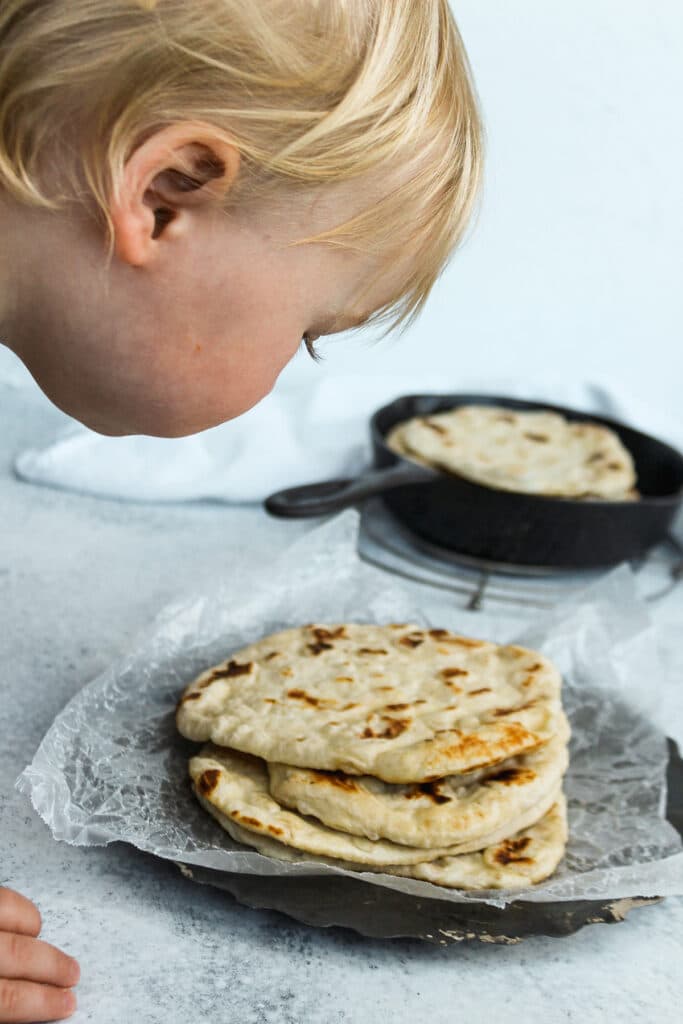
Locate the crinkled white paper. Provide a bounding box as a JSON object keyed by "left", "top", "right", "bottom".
{"left": 17, "top": 511, "right": 683, "bottom": 908}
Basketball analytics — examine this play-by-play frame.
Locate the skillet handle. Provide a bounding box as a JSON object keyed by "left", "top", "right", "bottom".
{"left": 264, "top": 462, "right": 431, "bottom": 518}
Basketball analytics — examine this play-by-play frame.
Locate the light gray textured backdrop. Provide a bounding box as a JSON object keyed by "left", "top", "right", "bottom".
{"left": 283, "top": 0, "right": 682, "bottom": 409}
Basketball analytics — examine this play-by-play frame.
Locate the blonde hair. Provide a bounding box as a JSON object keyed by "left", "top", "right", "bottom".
{"left": 0, "top": 0, "right": 482, "bottom": 329}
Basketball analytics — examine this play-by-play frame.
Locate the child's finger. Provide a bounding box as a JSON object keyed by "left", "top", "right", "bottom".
{"left": 0, "top": 933, "right": 80, "bottom": 988}
{"left": 0, "top": 978, "right": 76, "bottom": 1023}
{"left": 0, "top": 891, "right": 41, "bottom": 938}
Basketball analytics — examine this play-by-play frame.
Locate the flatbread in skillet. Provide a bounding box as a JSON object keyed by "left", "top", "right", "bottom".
{"left": 386, "top": 405, "right": 637, "bottom": 500}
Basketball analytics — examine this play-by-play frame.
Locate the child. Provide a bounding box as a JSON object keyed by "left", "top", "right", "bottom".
{"left": 0, "top": 0, "right": 481, "bottom": 1018}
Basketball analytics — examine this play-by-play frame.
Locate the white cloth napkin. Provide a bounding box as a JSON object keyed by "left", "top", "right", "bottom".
{"left": 13, "top": 373, "right": 683, "bottom": 504}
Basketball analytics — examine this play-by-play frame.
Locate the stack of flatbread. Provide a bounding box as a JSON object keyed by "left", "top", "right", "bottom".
{"left": 387, "top": 404, "right": 638, "bottom": 500}
{"left": 176, "top": 624, "right": 570, "bottom": 890}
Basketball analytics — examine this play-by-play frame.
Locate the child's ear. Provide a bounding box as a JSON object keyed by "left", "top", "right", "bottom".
{"left": 109, "top": 123, "right": 240, "bottom": 267}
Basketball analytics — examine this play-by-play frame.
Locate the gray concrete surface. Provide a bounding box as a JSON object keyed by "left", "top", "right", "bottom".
{"left": 1, "top": 382, "right": 681, "bottom": 1024}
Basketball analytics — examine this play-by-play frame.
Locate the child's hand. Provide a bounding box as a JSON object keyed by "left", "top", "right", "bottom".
{"left": 0, "top": 888, "right": 79, "bottom": 1022}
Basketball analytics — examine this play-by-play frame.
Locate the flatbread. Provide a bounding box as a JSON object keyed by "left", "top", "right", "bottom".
{"left": 390, "top": 793, "right": 567, "bottom": 889}
{"left": 189, "top": 744, "right": 562, "bottom": 866}
{"left": 177, "top": 624, "right": 563, "bottom": 782}
{"left": 268, "top": 715, "right": 569, "bottom": 848}
{"left": 196, "top": 777, "right": 567, "bottom": 890}
{"left": 386, "top": 405, "right": 637, "bottom": 500}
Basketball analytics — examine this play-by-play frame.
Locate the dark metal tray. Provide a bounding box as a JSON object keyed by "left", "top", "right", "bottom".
{"left": 177, "top": 739, "right": 682, "bottom": 945}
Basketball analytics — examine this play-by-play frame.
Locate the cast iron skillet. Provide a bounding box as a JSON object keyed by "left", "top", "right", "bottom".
{"left": 265, "top": 394, "right": 683, "bottom": 568}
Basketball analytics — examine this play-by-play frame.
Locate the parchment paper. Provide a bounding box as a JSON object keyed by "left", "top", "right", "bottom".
{"left": 17, "top": 511, "right": 683, "bottom": 908}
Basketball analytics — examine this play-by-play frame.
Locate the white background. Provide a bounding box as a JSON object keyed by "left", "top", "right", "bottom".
{"left": 1, "top": 0, "right": 681, "bottom": 421}
{"left": 281, "top": 0, "right": 683, "bottom": 418}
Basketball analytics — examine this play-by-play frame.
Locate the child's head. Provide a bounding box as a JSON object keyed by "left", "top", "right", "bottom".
{"left": 0, "top": 0, "right": 481, "bottom": 436}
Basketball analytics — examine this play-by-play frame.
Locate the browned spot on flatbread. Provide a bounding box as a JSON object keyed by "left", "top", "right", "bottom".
{"left": 192, "top": 659, "right": 253, "bottom": 692}
{"left": 358, "top": 647, "right": 389, "bottom": 656}
{"left": 405, "top": 782, "right": 452, "bottom": 805}
{"left": 264, "top": 651, "right": 280, "bottom": 661}
{"left": 341, "top": 702, "right": 359, "bottom": 710}
{"left": 267, "top": 825, "right": 284, "bottom": 837}
{"left": 496, "top": 413, "right": 516, "bottom": 423}
{"left": 181, "top": 691, "right": 202, "bottom": 703}
{"left": 586, "top": 452, "right": 605, "bottom": 463}
{"left": 493, "top": 836, "right": 533, "bottom": 865}
{"left": 429, "top": 628, "right": 451, "bottom": 640}
{"left": 492, "top": 701, "right": 538, "bottom": 717}
{"left": 449, "top": 637, "right": 485, "bottom": 649}
{"left": 382, "top": 718, "right": 411, "bottom": 738}
{"left": 280, "top": 668, "right": 294, "bottom": 678}
{"left": 468, "top": 687, "right": 492, "bottom": 696}
{"left": 312, "top": 626, "right": 347, "bottom": 641}
{"left": 203, "top": 660, "right": 254, "bottom": 683}
{"left": 386, "top": 703, "right": 411, "bottom": 711}
{"left": 422, "top": 418, "right": 448, "bottom": 435}
{"left": 307, "top": 641, "right": 334, "bottom": 655}
{"left": 335, "top": 676, "right": 354, "bottom": 683}
{"left": 524, "top": 432, "right": 549, "bottom": 443}
{"left": 286, "top": 688, "right": 334, "bottom": 709}
{"left": 263, "top": 698, "right": 278, "bottom": 704}
{"left": 312, "top": 771, "right": 359, "bottom": 792}
{"left": 399, "top": 635, "right": 424, "bottom": 649}
{"left": 441, "top": 667, "right": 469, "bottom": 679}
{"left": 607, "top": 461, "right": 623, "bottom": 471}
{"left": 220, "top": 660, "right": 254, "bottom": 678}
{"left": 232, "top": 812, "right": 262, "bottom": 830}
{"left": 362, "top": 717, "right": 411, "bottom": 740}
{"left": 485, "top": 766, "right": 537, "bottom": 786}
{"left": 432, "top": 722, "right": 537, "bottom": 768}
{"left": 197, "top": 769, "right": 221, "bottom": 796}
